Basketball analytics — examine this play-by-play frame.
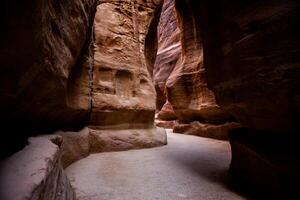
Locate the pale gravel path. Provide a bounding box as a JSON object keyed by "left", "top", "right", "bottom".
{"left": 66, "top": 130, "right": 247, "bottom": 200}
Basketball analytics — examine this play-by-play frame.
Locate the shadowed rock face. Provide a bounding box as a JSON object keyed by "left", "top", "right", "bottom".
{"left": 90, "top": 0, "right": 163, "bottom": 129}
{"left": 154, "top": 0, "right": 233, "bottom": 126}
{"left": 167, "top": 0, "right": 233, "bottom": 125}
{"left": 171, "top": 0, "right": 300, "bottom": 196}
{"left": 0, "top": 0, "right": 98, "bottom": 158}
{"left": 0, "top": 0, "right": 97, "bottom": 128}
{"left": 175, "top": 0, "right": 300, "bottom": 133}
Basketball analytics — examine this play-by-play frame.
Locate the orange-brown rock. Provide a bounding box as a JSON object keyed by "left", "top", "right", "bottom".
{"left": 173, "top": 121, "right": 241, "bottom": 140}
{"left": 56, "top": 127, "right": 167, "bottom": 168}
{"left": 155, "top": 119, "right": 177, "bottom": 129}
{"left": 172, "top": 0, "right": 300, "bottom": 197}
{"left": 90, "top": 0, "right": 163, "bottom": 129}
{"left": 157, "top": 101, "right": 177, "bottom": 120}
{"left": 154, "top": 0, "right": 181, "bottom": 110}
{"left": 165, "top": 1, "right": 233, "bottom": 124}
{"left": 175, "top": 0, "right": 300, "bottom": 133}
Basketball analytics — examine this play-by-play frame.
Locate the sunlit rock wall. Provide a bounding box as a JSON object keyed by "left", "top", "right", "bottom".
{"left": 90, "top": 0, "right": 163, "bottom": 129}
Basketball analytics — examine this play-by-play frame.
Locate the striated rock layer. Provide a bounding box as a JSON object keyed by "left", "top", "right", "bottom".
{"left": 91, "top": 0, "right": 163, "bottom": 129}
{"left": 153, "top": 0, "right": 181, "bottom": 111}
{"left": 172, "top": 0, "right": 300, "bottom": 197}
{"left": 154, "top": 0, "right": 236, "bottom": 134}
{"left": 176, "top": 0, "right": 300, "bottom": 133}
{"left": 173, "top": 121, "right": 241, "bottom": 140}
{"left": 166, "top": 0, "right": 233, "bottom": 125}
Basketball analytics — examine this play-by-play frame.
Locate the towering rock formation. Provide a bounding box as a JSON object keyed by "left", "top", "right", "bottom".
{"left": 154, "top": 0, "right": 238, "bottom": 138}
{"left": 90, "top": 0, "right": 163, "bottom": 130}
{"left": 175, "top": 0, "right": 300, "bottom": 134}
{"left": 172, "top": 0, "right": 300, "bottom": 196}
{"left": 166, "top": 1, "right": 232, "bottom": 125}
{"left": 0, "top": 0, "right": 98, "bottom": 158}
{"left": 153, "top": 0, "right": 181, "bottom": 111}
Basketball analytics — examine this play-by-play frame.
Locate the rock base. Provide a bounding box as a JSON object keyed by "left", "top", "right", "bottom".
{"left": 173, "top": 121, "right": 241, "bottom": 140}
{"left": 58, "top": 127, "right": 167, "bottom": 167}
{"left": 155, "top": 119, "right": 177, "bottom": 129}
{"left": 0, "top": 127, "right": 167, "bottom": 199}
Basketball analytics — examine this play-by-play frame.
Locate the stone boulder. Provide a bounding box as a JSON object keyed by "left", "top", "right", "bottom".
{"left": 58, "top": 127, "right": 167, "bottom": 168}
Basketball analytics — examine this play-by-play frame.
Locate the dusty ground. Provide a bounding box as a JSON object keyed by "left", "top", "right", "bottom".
{"left": 66, "top": 130, "right": 247, "bottom": 200}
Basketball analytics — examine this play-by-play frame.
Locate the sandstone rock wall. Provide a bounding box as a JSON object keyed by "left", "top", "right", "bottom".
{"left": 153, "top": 0, "right": 181, "bottom": 111}
{"left": 90, "top": 0, "right": 163, "bottom": 129}
{"left": 177, "top": 0, "right": 300, "bottom": 133}
{"left": 172, "top": 0, "right": 300, "bottom": 196}
{"left": 166, "top": 0, "right": 232, "bottom": 125}
{"left": 154, "top": 0, "right": 236, "bottom": 137}
{"left": 0, "top": 0, "right": 98, "bottom": 158}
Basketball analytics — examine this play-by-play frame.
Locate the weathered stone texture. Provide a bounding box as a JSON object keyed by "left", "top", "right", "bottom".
{"left": 153, "top": 0, "right": 181, "bottom": 110}
{"left": 179, "top": 0, "right": 300, "bottom": 132}
{"left": 91, "top": 0, "right": 163, "bottom": 129}
{"left": 0, "top": 0, "right": 98, "bottom": 158}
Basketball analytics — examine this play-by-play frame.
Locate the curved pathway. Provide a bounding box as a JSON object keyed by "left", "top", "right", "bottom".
{"left": 66, "top": 130, "right": 246, "bottom": 200}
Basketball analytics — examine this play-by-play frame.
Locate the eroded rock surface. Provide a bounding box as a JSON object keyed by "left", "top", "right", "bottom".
{"left": 154, "top": 0, "right": 236, "bottom": 136}
{"left": 0, "top": 0, "right": 98, "bottom": 158}
{"left": 153, "top": 0, "right": 181, "bottom": 111}
{"left": 173, "top": 121, "right": 241, "bottom": 140}
{"left": 176, "top": 0, "right": 300, "bottom": 133}
{"left": 165, "top": 0, "right": 232, "bottom": 124}
{"left": 172, "top": 0, "right": 300, "bottom": 197}
{"left": 0, "top": 126, "right": 167, "bottom": 199}
{"left": 91, "top": 0, "right": 163, "bottom": 129}
{"left": 58, "top": 127, "right": 167, "bottom": 168}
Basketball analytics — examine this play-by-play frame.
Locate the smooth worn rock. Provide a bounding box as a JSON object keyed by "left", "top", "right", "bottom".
{"left": 154, "top": 0, "right": 233, "bottom": 125}
{"left": 90, "top": 0, "right": 163, "bottom": 129}
{"left": 165, "top": 0, "right": 232, "bottom": 124}
{"left": 57, "top": 127, "right": 167, "bottom": 168}
{"left": 89, "top": 127, "right": 167, "bottom": 153}
{"left": 0, "top": 0, "right": 98, "bottom": 158}
{"left": 155, "top": 119, "right": 177, "bottom": 129}
{"left": 57, "top": 128, "right": 91, "bottom": 168}
{"left": 173, "top": 121, "right": 242, "bottom": 140}
{"left": 177, "top": 0, "right": 300, "bottom": 132}
{"left": 0, "top": 136, "right": 75, "bottom": 200}
{"left": 157, "top": 101, "right": 177, "bottom": 120}
{"left": 153, "top": 0, "right": 181, "bottom": 110}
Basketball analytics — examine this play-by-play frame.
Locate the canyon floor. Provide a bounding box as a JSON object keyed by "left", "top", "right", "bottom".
{"left": 66, "top": 130, "right": 247, "bottom": 200}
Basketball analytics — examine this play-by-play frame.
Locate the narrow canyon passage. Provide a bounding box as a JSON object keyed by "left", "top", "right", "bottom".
{"left": 1, "top": 0, "right": 299, "bottom": 199}
{"left": 66, "top": 131, "right": 246, "bottom": 200}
